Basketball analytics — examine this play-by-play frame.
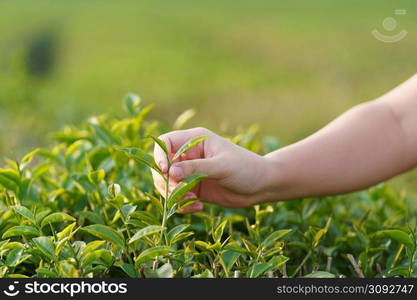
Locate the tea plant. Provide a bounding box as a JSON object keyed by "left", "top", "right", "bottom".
{"left": 0, "top": 94, "right": 416, "bottom": 278}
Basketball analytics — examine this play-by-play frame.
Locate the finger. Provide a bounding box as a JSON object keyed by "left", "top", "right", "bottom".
{"left": 169, "top": 157, "right": 224, "bottom": 181}
{"left": 152, "top": 169, "right": 191, "bottom": 198}
{"left": 157, "top": 128, "right": 212, "bottom": 165}
{"left": 151, "top": 169, "right": 166, "bottom": 196}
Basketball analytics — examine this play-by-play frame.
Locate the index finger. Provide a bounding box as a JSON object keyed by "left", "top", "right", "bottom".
{"left": 154, "top": 128, "right": 210, "bottom": 172}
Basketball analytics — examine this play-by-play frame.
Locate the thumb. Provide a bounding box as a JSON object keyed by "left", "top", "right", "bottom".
{"left": 169, "top": 158, "right": 223, "bottom": 180}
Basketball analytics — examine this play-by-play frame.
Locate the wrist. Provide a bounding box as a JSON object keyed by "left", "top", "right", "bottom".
{"left": 254, "top": 151, "right": 294, "bottom": 204}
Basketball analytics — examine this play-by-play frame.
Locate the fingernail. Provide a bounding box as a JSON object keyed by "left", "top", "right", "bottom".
{"left": 171, "top": 166, "right": 184, "bottom": 179}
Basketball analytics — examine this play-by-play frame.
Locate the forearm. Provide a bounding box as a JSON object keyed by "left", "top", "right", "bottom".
{"left": 262, "top": 99, "right": 417, "bottom": 202}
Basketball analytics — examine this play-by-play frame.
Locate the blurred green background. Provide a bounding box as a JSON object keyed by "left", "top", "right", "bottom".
{"left": 1, "top": 0, "right": 417, "bottom": 190}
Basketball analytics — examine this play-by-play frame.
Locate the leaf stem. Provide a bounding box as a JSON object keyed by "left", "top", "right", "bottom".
{"left": 159, "top": 171, "right": 170, "bottom": 246}
{"left": 290, "top": 250, "right": 312, "bottom": 278}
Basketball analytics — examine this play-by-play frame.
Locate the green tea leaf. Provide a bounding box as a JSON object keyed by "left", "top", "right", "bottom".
{"left": 0, "top": 169, "right": 20, "bottom": 192}
{"left": 121, "top": 205, "right": 137, "bottom": 219}
{"left": 78, "top": 211, "right": 105, "bottom": 225}
{"left": 377, "top": 229, "right": 414, "bottom": 250}
{"left": 167, "top": 174, "right": 207, "bottom": 209}
{"left": 2, "top": 226, "right": 39, "bottom": 238}
{"left": 57, "top": 222, "right": 77, "bottom": 240}
{"left": 32, "top": 237, "right": 55, "bottom": 259}
{"left": 41, "top": 212, "right": 75, "bottom": 228}
{"left": 81, "top": 224, "right": 125, "bottom": 248}
{"left": 135, "top": 246, "right": 174, "bottom": 264}
{"left": 36, "top": 267, "right": 58, "bottom": 278}
{"left": 248, "top": 263, "right": 270, "bottom": 278}
{"left": 12, "top": 206, "right": 35, "bottom": 224}
{"left": 88, "top": 169, "right": 105, "bottom": 185}
{"left": 89, "top": 122, "right": 118, "bottom": 145}
{"left": 81, "top": 249, "right": 113, "bottom": 267}
{"left": 172, "top": 136, "right": 208, "bottom": 162}
{"left": 312, "top": 217, "right": 332, "bottom": 248}
{"left": 80, "top": 240, "right": 106, "bottom": 258}
{"left": 167, "top": 224, "right": 190, "bottom": 242}
{"left": 156, "top": 263, "right": 174, "bottom": 278}
{"left": 35, "top": 210, "right": 51, "bottom": 225}
{"left": 20, "top": 148, "right": 41, "bottom": 170}
{"left": 261, "top": 229, "right": 292, "bottom": 248}
{"left": 120, "top": 263, "right": 138, "bottom": 278}
{"left": 303, "top": 271, "right": 336, "bottom": 278}
{"left": 170, "top": 232, "right": 194, "bottom": 244}
{"left": 130, "top": 211, "right": 159, "bottom": 225}
{"left": 5, "top": 248, "right": 23, "bottom": 267}
{"left": 128, "top": 225, "right": 165, "bottom": 244}
{"left": 150, "top": 136, "right": 169, "bottom": 157}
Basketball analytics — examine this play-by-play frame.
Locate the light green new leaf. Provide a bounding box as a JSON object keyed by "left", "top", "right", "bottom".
{"left": 57, "top": 222, "right": 77, "bottom": 240}
{"left": 135, "top": 246, "right": 174, "bottom": 265}
{"left": 88, "top": 169, "right": 105, "bottom": 185}
{"left": 124, "top": 93, "right": 141, "bottom": 116}
{"left": 128, "top": 225, "right": 165, "bottom": 244}
{"left": 81, "top": 224, "right": 125, "bottom": 248}
{"left": 261, "top": 229, "right": 292, "bottom": 249}
{"left": 2, "top": 226, "right": 39, "bottom": 238}
{"left": 150, "top": 136, "right": 169, "bottom": 157}
{"left": 80, "top": 240, "right": 106, "bottom": 258}
{"left": 41, "top": 212, "right": 75, "bottom": 228}
{"left": 173, "top": 109, "right": 196, "bottom": 130}
{"left": 268, "top": 255, "right": 289, "bottom": 268}
{"left": 167, "top": 174, "right": 207, "bottom": 209}
{"left": 20, "top": 148, "right": 40, "bottom": 170}
{"left": 172, "top": 136, "right": 208, "bottom": 162}
{"left": 118, "top": 148, "right": 162, "bottom": 175}
{"left": 213, "top": 220, "right": 228, "bottom": 243}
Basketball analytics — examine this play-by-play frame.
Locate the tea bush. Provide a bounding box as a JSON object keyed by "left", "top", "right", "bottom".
{"left": 0, "top": 94, "right": 416, "bottom": 278}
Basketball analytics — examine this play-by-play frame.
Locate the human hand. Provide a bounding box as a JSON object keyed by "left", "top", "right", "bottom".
{"left": 152, "top": 127, "right": 273, "bottom": 213}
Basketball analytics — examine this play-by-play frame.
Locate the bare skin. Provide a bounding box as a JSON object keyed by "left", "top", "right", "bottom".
{"left": 152, "top": 74, "right": 417, "bottom": 213}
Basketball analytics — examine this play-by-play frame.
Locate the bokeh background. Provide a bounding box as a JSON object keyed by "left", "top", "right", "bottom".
{"left": 1, "top": 0, "right": 417, "bottom": 191}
